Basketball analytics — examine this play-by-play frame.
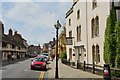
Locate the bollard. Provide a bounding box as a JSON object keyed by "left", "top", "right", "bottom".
{"left": 83, "top": 61, "right": 86, "bottom": 71}
{"left": 103, "top": 64, "right": 111, "bottom": 80}
{"left": 93, "top": 62, "right": 95, "bottom": 74}
{"left": 77, "top": 60, "right": 79, "bottom": 69}
{"left": 68, "top": 58, "right": 70, "bottom": 65}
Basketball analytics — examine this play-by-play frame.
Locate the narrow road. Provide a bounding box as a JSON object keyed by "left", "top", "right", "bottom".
{"left": 2, "top": 58, "right": 46, "bottom": 80}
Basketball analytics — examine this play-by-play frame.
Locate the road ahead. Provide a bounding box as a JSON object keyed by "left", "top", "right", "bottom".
{"left": 2, "top": 58, "right": 46, "bottom": 80}
{"left": 2, "top": 58, "right": 103, "bottom": 80}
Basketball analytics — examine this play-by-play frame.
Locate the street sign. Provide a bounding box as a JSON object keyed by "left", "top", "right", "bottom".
{"left": 66, "top": 37, "right": 73, "bottom": 45}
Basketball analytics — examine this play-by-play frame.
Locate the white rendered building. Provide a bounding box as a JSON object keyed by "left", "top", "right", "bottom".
{"left": 66, "top": 0, "right": 120, "bottom": 66}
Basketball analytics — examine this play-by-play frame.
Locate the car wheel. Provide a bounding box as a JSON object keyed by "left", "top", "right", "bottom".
{"left": 31, "top": 67, "right": 33, "bottom": 70}
{"left": 44, "top": 66, "right": 47, "bottom": 71}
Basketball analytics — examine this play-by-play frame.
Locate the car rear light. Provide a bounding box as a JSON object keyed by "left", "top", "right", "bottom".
{"left": 104, "top": 68, "right": 109, "bottom": 75}
{"left": 31, "top": 62, "right": 34, "bottom": 65}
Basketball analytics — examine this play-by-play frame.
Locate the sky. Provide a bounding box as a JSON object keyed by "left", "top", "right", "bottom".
{"left": 1, "top": 0, "right": 72, "bottom": 46}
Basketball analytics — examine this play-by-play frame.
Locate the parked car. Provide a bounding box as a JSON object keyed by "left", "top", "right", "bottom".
{"left": 30, "top": 57, "right": 46, "bottom": 70}
{"left": 41, "top": 53, "right": 49, "bottom": 61}
{"left": 29, "top": 54, "right": 37, "bottom": 58}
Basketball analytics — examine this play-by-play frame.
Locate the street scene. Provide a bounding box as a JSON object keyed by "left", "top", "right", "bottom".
{"left": 2, "top": 58, "right": 102, "bottom": 80}
{"left": 0, "top": 0, "right": 120, "bottom": 80}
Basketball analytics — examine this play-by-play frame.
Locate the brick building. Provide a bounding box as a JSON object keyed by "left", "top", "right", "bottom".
{"left": 28, "top": 44, "right": 41, "bottom": 54}
{"left": 0, "top": 21, "right": 28, "bottom": 61}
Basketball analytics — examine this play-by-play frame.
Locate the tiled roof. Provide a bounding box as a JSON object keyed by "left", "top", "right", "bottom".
{"left": 2, "top": 34, "right": 27, "bottom": 48}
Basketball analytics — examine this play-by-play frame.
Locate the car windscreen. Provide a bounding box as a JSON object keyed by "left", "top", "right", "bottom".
{"left": 42, "top": 53, "right": 48, "bottom": 56}
{"left": 34, "top": 58, "right": 45, "bottom": 62}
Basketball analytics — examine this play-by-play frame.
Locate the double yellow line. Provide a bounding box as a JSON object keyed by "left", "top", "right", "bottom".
{"left": 39, "top": 71, "right": 45, "bottom": 80}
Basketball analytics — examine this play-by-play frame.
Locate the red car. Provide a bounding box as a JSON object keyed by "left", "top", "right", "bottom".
{"left": 30, "top": 57, "right": 46, "bottom": 70}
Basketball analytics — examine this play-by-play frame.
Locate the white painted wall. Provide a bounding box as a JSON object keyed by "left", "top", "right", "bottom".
{"left": 73, "top": 2, "right": 88, "bottom": 63}
{"left": 66, "top": 1, "right": 120, "bottom": 66}
{"left": 66, "top": 10, "right": 75, "bottom": 61}
{"left": 87, "top": 2, "right": 110, "bottom": 66}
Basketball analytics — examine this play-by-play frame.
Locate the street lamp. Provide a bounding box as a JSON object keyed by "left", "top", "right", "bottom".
{"left": 54, "top": 20, "right": 61, "bottom": 79}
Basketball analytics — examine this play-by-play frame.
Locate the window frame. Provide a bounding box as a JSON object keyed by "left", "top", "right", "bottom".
{"left": 91, "top": 16, "right": 99, "bottom": 38}
{"left": 95, "top": 16, "right": 99, "bottom": 36}
{"left": 77, "top": 10, "right": 80, "bottom": 20}
{"left": 69, "top": 19, "right": 71, "bottom": 26}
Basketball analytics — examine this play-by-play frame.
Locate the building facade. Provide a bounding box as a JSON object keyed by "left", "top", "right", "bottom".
{"left": 66, "top": 0, "right": 120, "bottom": 66}
{"left": 48, "top": 38, "right": 56, "bottom": 58}
{"left": 42, "top": 43, "right": 49, "bottom": 53}
{"left": 28, "top": 44, "right": 41, "bottom": 54}
{"left": 58, "top": 27, "right": 66, "bottom": 55}
{"left": 1, "top": 21, "right": 28, "bottom": 61}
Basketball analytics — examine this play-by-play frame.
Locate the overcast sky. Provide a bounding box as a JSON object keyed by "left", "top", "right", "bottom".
{"left": 1, "top": 0, "right": 72, "bottom": 46}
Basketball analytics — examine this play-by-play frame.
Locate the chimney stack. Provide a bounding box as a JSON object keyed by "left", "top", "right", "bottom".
{"left": 14, "top": 31, "right": 17, "bottom": 35}
{"left": 9, "top": 28, "right": 13, "bottom": 37}
{"left": 0, "top": 21, "right": 4, "bottom": 35}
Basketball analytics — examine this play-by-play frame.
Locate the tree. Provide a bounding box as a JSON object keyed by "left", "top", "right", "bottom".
{"left": 104, "top": 6, "right": 117, "bottom": 67}
{"left": 60, "top": 51, "right": 67, "bottom": 60}
{"left": 115, "top": 21, "right": 120, "bottom": 68}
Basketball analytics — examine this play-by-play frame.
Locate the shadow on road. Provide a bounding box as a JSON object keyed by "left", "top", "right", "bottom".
{"left": 2, "top": 57, "right": 29, "bottom": 67}
{"left": 31, "top": 67, "right": 51, "bottom": 72}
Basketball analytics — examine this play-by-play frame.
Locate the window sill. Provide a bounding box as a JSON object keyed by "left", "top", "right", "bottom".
{"left": 77, "top": 40, "right": 81, "bottom": 42}
{"left": 91, "top": 35, "right": 99, "bottom": 38}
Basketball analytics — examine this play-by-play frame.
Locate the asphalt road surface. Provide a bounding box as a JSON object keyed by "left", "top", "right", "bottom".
{"left": 2, "top": 58, "right": 47, "bottom": 80}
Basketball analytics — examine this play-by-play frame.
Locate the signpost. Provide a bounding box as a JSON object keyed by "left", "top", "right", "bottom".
{"left": 66, "top": 37, "right": 74, "bottom": 45}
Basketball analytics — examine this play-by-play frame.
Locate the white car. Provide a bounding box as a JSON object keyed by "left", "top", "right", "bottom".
{"left": 41, "top": 53, "right": 49, "bottom": 61}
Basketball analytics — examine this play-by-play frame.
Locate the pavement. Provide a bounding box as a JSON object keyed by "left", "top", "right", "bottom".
{"left": 1, "top": 58, "right": 103, "bottom": 80}
{"left": 46, "top": 59, "right": 103, "bottom": 79}
{"left": 2, "top": 57, "right": 29, "bottom": 67}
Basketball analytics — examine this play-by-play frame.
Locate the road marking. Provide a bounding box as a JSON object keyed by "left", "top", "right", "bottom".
{"left": 24, "top": 68, "right": 29, "bottom": 71}
{"left": 39, "top": 71, "right": 45, "bottom": 80}
{"left": 24, "top": 67, "right": 30, "bottom": 71}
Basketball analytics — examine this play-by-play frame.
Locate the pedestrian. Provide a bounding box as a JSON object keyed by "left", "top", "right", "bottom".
{"left": 17, "top": 54, "right": 20, "bottom": 59}
{"left": 11, "top": 54, "right": 14, "bottom": 61}
{"left": 7, "top": 54, "right": 10, "bottom": 63}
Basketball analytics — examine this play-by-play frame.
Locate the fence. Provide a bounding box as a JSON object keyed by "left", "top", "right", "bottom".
{"left": 61, "top": 59, "right": 120, "bottom": 78}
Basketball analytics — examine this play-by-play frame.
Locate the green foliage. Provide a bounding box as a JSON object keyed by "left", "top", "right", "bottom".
{"left": 104, "top": 6, "right": 117, "bottom": 67}
{"left": 104, "top": 17, "right": 111, "bottom": 64}
{"left": 60, "top": 51, "right": 67, "bottom": 60}
{"left": 115, "top": 21, "right": 120, "bottom": 68}
{"left": 111, "top": 70, "right": 120, "bottom": 77}
{"left": 115, "top": 54, "right": 120, "bottom": 68}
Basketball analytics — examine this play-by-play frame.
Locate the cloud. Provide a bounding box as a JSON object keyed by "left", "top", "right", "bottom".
{"left": 2, "top": 2, "right": 72, "bottom": 45}
{"left": 1, "top": 0, "right": 33, "bottom": 2}
{"left": 3, "top": 2, "right": 62, "bottom": 30}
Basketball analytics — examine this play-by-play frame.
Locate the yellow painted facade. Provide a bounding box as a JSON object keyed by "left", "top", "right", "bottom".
{"left": 58, "top": 28, "right": 66, "bottom": 56}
